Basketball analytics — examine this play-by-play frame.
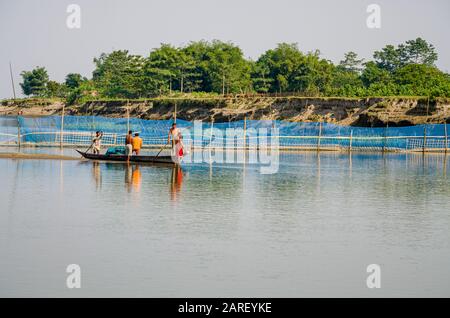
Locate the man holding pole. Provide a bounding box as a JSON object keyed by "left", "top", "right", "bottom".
{"left": 125, "top": 130, "right": 133, "bottom": 161}
{"left": 167, "top": 123, "right": 184, "bottom": 160}
{"left": 92, "top": 131, "right": 103, "bottom": 154}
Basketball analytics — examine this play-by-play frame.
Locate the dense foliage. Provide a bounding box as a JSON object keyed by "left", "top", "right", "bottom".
{"left": 19, "top": 38, "right": 450, "bottom": 102}
{"left": 20, "top": 67, "right": 49, "bottom": 96}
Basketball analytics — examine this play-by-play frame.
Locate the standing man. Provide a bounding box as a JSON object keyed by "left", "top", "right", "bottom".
{"left": 168, "top": 123, "right": 184, "bottom": 161}
{"left": 132, "top": 132, "right": 143, "bottom": 155}
{"left": 125, "top": 130, "right": 133, "bottom": 160}
{"left": 168, "top": 123, "right": 180, "bottom": 148}
{"left": 92, "top": 131, "right": 103, "bottom": 154}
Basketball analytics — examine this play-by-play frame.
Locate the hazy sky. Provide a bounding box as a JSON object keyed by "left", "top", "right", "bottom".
{"left": 1, "top": 0, "right": 449, "bottom": 99}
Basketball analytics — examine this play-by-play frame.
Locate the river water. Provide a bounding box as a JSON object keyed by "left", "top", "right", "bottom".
{"left": 0, "top": 147, "right": 449, "bottom": 297}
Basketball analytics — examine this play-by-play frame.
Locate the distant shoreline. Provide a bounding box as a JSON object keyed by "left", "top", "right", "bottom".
{"left": 1, "top": 96, "right": 449, "bottom": 127}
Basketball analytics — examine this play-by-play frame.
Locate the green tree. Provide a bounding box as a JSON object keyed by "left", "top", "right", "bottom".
{"left": 373, "top": 44, "right": 401, "bottom": 72}
{"left": 398, "top": 37, "right": 438, "bottom": 66}
{"left": 338, "top": 51, "right": 364, "bottom": 73}
{"left": 253, "top": 43, "right": 304, "bottom": 93}
{"left": 93, "top": 50, "right": 145, "bottom": 98}
{"left": 65, "top": 73, "right": 86, "bottom": 89}
{"left": 291, "top": 50, "right": 335, "bottom": 95}
{"left": 328, "top": 52, "right": 366, "bottom": 96}
{"left": 66, "top": 80, "right": 97, "bottom": 105}
{"left": 182, "top": 41, "right": 211, "bottom": 92}
{"left": 182, "top": 41, "right": 253, "bottom": 94}
{"left": 144, "top": 44, "right": 179, "bottom": 95}
{"left": 203, "top": 40, "right": 252, "bottom": 94}
{"left": 251, "top": 61, "right": 273, "bottom": 93}
{"left": 20, "top": 67, "right": 49, "bottom": 96}
{"left": 46, "top": 81, "right": 68, "bottom": 98}
{"left": 329, "top": 69, "right": 364, "bottom": 97}
{"left": 361, "top": 61, "right": 392, "bottom": 87}
{"left": 374, "top": 38, "right": 438, "bottom": 72}
{"left": 177, "top": 52, "right": 201, "bottom": 93}
{"left": 145, "top": 44, "right": 200, "bottom": 94}
{"left": 254, "top": 45, "right": 336, "bottom": 95}
{"left": 393, "top": 64, "right": 450, "bottom": 97}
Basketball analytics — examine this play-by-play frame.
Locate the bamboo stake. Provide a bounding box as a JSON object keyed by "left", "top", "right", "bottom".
{"left": 317, "top": 122, "right": 322, "bottom": 151}
{"left": 9, "top": 62, "right": 16, "bottom": 99}
{"left": 349, "top": 129, "right": 353, "bottom": 152}
{"left": 60, "top": 103, "right": 65, "bottom": 148}
{"left": 126, "top": 100, "right": 130, "bottom": 132}
{"left": 444, "top": 123, "right": 448, "bottom": 154}
{"left": 222, "top": 72, "right": 225, "bottom": 96}
{"left": 180, "top": 74, "right": 184, "bottom": 93}
{"left": 17, "top": 116, "right": 21, "bottom": 148}
{"left": 209, "top": 118, "right": 214, "bottom": 163}
{"left": 423, "top": 126, "right": 427, "bottom": 154}
{"left": 243, "top": 116, "right": 247, "bottom": 150}
{"left": 174, "top": 103, "right": 177, "bottom": 124}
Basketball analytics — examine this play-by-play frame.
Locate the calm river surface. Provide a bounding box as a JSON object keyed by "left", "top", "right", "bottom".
{"left": 0, "top": 147, "right": 449, "bottom": 297}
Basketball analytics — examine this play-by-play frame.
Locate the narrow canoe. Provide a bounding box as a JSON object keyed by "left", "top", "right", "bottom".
{"left": 76, "top": 150, "right": 177, "bottom": 165}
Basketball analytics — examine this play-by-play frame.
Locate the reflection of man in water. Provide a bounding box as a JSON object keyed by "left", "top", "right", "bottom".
{"left": 170, "top": 165, "right": 183, "bottom": 201}
{"left": 132, "top": 165, "right": 141, "bottom": 192}
{"left": 92, "top": 161, "right": 102, "bottom": 190}
{"left": 125, "top": 164, "right": 141, "bottom": 193}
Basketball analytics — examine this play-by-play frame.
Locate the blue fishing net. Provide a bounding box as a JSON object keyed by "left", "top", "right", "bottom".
{"left": 14, "top": 115, "right": 450, "bottom": 151}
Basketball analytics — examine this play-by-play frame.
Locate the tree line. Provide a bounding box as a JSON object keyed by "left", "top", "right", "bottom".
{"left": 19, "top": 38, "right": 450, "bottom": 103}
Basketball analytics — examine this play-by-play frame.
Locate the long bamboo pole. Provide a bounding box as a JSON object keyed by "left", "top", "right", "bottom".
{"left": 423, "top": 126, "right": 427, "bottom": 154}
{"left": 174, "top": 103, "right": 177, "bottom": 124}
{"left": 126, "top": 99, "right": 130, "bottom": 132}
{"left": 243, "top": 116, "right": 247, "bottom": 150}
{"left": 444, "top": 123, "right": 448, "bottom": 154}
{"left": 349, "top": 129, "right": 353, "bottom": 152}
{"left": 60, "top": 103, "right": 65, "bottom": 148}
{"left": 17, "top": 116, "right": 21, "bottom": 148}
{"left": 317, "top": 122, "right": 322, "bottom": 151}
{"left": 9, "top": 62, "right": 16, "bottom": 99}
{"left": 209, "top": 118, "right": 214, "bottom": 163}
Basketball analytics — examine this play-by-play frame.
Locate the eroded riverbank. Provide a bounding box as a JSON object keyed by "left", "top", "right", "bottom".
{"left": 1, "top": 96, "right": 450, "bottom": 127}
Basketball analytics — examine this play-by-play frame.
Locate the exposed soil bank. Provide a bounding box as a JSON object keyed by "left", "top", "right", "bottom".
{"left": 1, "top": 97, "right": 450, "bottom": 127}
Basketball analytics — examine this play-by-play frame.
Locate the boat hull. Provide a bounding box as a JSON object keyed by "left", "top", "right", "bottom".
{"left": 77, "top": 150, "right": 177, "bottom": 165}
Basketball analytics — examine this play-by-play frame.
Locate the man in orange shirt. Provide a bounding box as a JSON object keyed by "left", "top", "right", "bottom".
{"left": 132, "top": 132, "right": 143, "bottom": 155}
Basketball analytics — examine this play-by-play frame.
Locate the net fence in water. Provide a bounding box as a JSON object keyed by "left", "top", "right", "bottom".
{"left": 0, "top": 115, "right": 448, "bottom": 152}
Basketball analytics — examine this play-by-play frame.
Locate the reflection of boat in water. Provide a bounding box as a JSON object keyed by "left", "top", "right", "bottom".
{"left": 77, "top": 150, "right": 177, "bottom": 165}
{"left": 86, "top": 156, "right": 182, "bottom": 198}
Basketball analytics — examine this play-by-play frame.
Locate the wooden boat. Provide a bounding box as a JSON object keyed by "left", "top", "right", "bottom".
{"left": 77, "top": 150, "right": 177, "bottom": 165}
